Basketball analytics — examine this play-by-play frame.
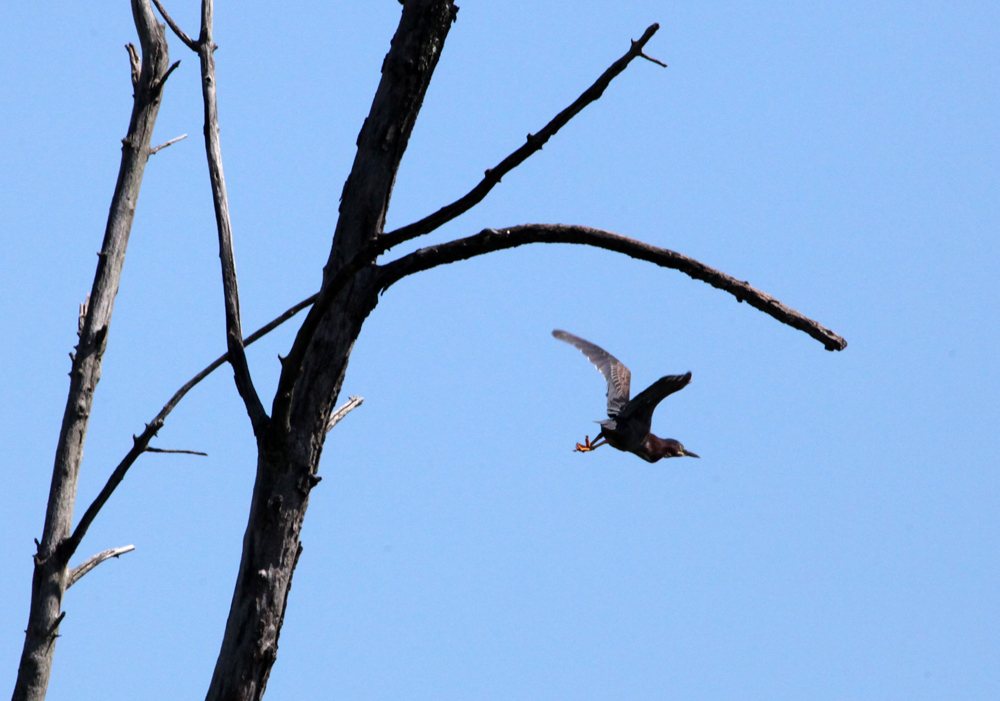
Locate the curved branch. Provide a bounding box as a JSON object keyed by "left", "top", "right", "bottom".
{"left": 326, "top": 395, "right": 364, "bottom": 433}
{"left": 379, "top": 23, "right": 664, "bottom": 253}
{"left": 376, "top": 224, "right": 848, "bottom": 351}
{"left": 67, "top": 545, "right": 136, "bottom": 590}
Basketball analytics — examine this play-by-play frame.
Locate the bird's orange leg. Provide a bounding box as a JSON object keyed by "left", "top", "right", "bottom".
{"left": 574, "top": 435, "right": 607, "bottom": 453}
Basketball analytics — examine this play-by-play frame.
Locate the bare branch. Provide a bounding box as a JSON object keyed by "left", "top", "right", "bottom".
{"left": 155, "top": 60, "right": 181, "bottom": 92}
{"left": 63, "top": 292, "right": 317, "bottom": 564}
{"left": 270, "top": 0, "right": 458, "bottom": 432}
{"left": 66, "top": 545, "right": 136, "bottom": 590}
{"left": 270, "top": 252, "right": 377, "bottom": 429}
{"left": 151, "top": 0, "right": 198, "bottom": 51}
{"left": 377, "top": 224, "right": 848, "bottom": 351}
{"left": 326, "top": 396, "right": 364, "bottom": 433}
{"left": 191, "top": 0, "right": 269, "bottom": 436}
{"left": 267, "top": 23, "right": 658, "bottom": 423}
{"left": 13, "top": 2, "right": 173, "bottom": 698}
{"left": 44, "top": 613, "right": 66, "bottom": 640}
{"left": 638, "top": 52, "right": 667, "bottom": 68}
{"left": 378, "top": 23, "right": 663, "bottom": 253}
{"left": 242, "top": 293, "right": 318, "bottom": 347}
{"left": 150, "top": 133, "right": 188, "bottom": 154}
{"left": 146, "top": 447, "right": 208, "bottom": 456}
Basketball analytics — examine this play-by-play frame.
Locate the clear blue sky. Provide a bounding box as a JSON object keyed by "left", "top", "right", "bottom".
{"left": 2, "top": 1, "right": 998, "bottom": 699}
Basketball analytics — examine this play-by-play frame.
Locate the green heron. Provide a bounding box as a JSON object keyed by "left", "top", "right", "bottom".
{"left": 552, "top": 330, "right": 699, "bottom": 462}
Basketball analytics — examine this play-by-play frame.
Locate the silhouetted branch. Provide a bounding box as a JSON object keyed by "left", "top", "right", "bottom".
{"left": 63, "top": 292, "right": 317, "bottom": 565}
{"left": 638, "top": 51, "right": 667, "bottom": 68}
{"left": 377, "top": 224, "right": 848, "bottom": 351}
{"left": 155, "top": 60, "right": 181, "bottom": 92}
{"left": 155, "top": 0, "right": 268, "bottom": 435}
{"left": 270, "top": 0, "right": 458, "bottom": 431}
{"left": 270, "top": 23, "right": 665, "bottom": 429}
{"left": 67, "top": 545, "right": 136, "bottom": 590}
{"left": 151, "top": 0, "right": 197, "bottom": 50}
{"left": 199, "top": 0, "right": 269, "bottom": 435}
{"left": 146, "top": 447, "right": 208, "bottom": 456}
{"left": 379, "top": 23, "right": 664, "bottom": 253}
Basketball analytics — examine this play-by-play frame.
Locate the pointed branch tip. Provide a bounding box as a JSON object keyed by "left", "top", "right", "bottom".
{"left": 326, "top": 396, "right": 364, "bottom": 433}
{"left": 380, "top": 23, "right": 664, "bottom": 252}
{"left": 151, "top": 0, "right": 198, "bottom": 51}
{"left": 67, "top": 545, "right": 137, "bottom": 589}
{"left": 639, "top": 52, "right": 667, "bottom": 68}
{"left": 150, "top": 133, "right": 188, "bottom": 154}
{"left": 145, "top": 447, "right": 208, "bottom": 456}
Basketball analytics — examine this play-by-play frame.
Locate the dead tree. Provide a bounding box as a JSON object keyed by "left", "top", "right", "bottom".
{"left": 12, "top": 1, "right": 846, "bottom": 700}
{"left": 10, "top": 1, "right": 175, "bottom": 700}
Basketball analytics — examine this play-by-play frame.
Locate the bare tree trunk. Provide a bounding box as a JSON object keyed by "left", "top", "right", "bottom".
{"left": 203, "top": 2, "right": 457, "bottom": 699}
{"left": 205, "top": 285, "right": 378, "bottom": 701}
{"left": 12, "top": 2, "right": 846, "bottom": 699}
{"left": 11, "top": 3, "right": 174, "bottom": 701}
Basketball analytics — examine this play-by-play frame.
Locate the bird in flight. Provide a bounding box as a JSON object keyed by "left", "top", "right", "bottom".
{"left": 552, "top": 330, "right": 699, "bottom": 462}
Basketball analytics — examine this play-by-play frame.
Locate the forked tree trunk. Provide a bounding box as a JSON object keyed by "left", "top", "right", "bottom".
{"left": 14, "top": 2, "right": 847, "bottom": 699}
{"left": 204, "top": 2, "right": 457, "bottom": 698}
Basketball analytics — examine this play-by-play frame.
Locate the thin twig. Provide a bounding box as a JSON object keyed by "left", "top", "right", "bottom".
{"left": 150, "top": 133, "right": 188, "bottom": 154}
{"left": 146, "top": 447, "right": 208, "bottom": 456}
{"left": 151, "top": 0, "right": 198, "bottom": 51}
{"left": 377, "top": 224, "right": 848, "bottom": 351}
{"left": 67, "top": 545, "right": 136, "bottom": 589}
{"left": 326, "top": 396, "right": 364, "bottom": 433}
{"left": 62, "top": 292, "right": 317, "bottom": 563}
{"left": 155, "top": 60, "right": 182, "bottom": 92}
{"left": 378, "top": 23, "right": 664, "bottom": 253}
{"left": 639, "top": 52, "right": 667, "bottom": 68}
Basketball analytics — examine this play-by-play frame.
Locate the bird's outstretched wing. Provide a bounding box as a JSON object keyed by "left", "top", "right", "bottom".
{"left": 552, "top": 330, "right": 631, "bottom": 417}
{"left": 618, "top": 372, "right": 692, "bottom": 430}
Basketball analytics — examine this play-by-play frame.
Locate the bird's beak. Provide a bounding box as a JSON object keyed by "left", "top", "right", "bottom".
{"left": 683, "top": 449, "right": 700, "bottom": 458}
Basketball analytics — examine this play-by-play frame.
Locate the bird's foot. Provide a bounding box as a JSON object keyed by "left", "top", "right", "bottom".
{"left": 574, "top": 436, "right": 596, "bottom": 452}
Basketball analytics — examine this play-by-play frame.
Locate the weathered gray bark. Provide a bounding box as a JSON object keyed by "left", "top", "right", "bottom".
{"left": 15, "top": 4, "right": 847, "bottom": 700}
{"left": 11, "top": 2, "right": 174, "bottom": 700}
{"left": 201, "top": 3, "right": 843, "bottom": 698}
{"left": 154, "top": 0, "right": 268, "bottom": 435}
{"left": 193, "top": 0, "right": 269, "bottom": 436}
{"left": 203, "top": 2, "right": 457, "bottom": 699}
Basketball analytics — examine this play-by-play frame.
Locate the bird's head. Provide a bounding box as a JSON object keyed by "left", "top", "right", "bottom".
{"left": 643, "top": 435, "right": 700, "bottom": 461}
